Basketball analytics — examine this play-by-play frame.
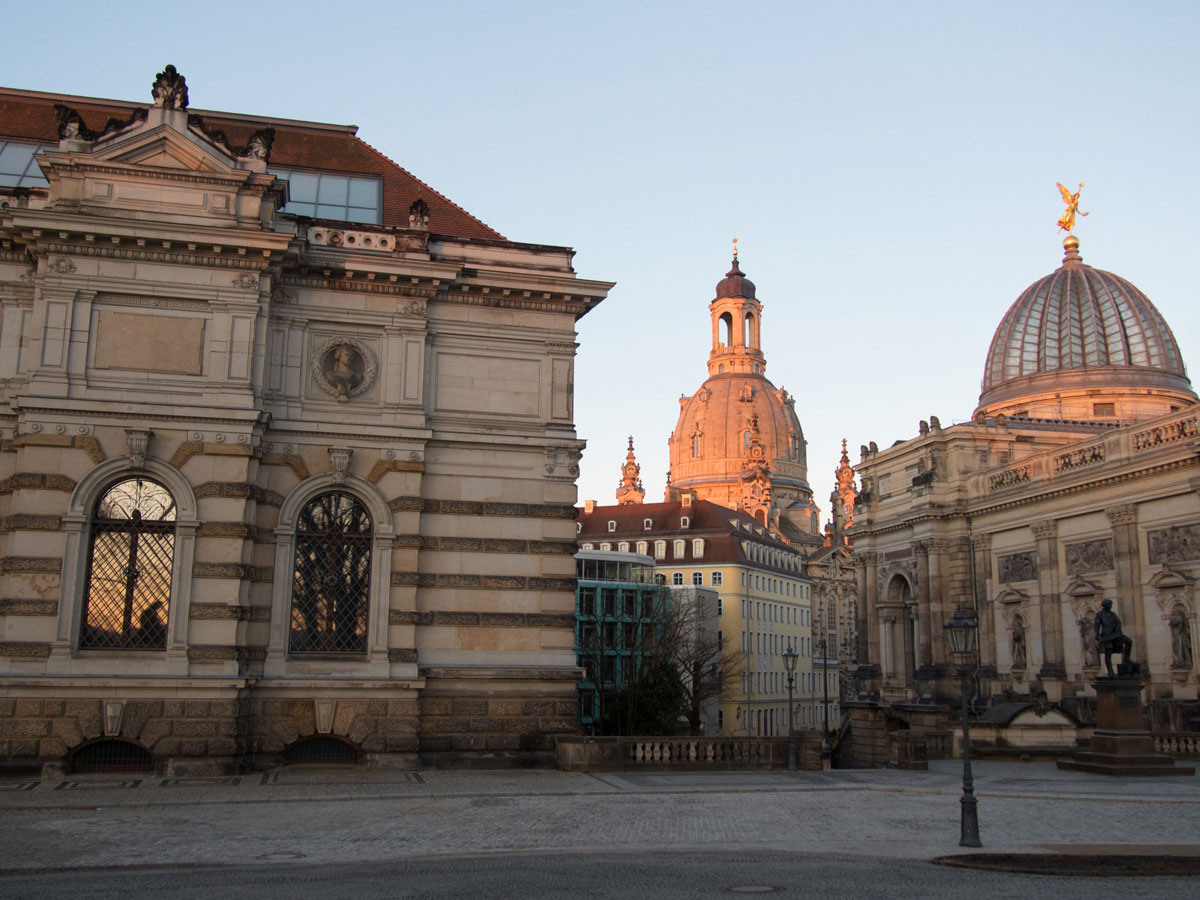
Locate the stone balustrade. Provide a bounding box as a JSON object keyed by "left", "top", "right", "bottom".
{"left": 1153, "top": 732, "right": 1200, "bottom": 758}
{"left": 555, "top": 734, "right": 823, "bottom": 771}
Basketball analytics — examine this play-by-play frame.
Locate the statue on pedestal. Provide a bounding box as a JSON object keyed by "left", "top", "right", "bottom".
{"left": 1094, "top": 598, "right": 1134, "bottom": 676}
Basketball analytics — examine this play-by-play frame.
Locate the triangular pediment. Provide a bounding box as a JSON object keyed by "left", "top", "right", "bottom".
{"left": 96, "top": 125, "right": 238, "bottom": 175}
{"left": 1063, "top": 575, "right": 1103, "bottom": 598}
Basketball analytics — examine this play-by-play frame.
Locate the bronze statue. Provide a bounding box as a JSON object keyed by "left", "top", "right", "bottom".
{"left": 1056, "top": 182, "right": 1088, "bottom": 234}
{"left": 1094, "top": 598, "right": 1133, "bottom": 676}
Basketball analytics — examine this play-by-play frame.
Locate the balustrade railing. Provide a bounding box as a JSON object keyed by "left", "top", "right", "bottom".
{"left": 1153, "top": 732, "right": 1200, "bottom": 758}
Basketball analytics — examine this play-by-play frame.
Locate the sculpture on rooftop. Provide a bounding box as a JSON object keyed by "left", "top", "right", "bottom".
{"left": 152, "top": 64, "right": 189, "bottom": 110}
{"left": 1056, "top": 181, "right": 1088, "bottom": 234}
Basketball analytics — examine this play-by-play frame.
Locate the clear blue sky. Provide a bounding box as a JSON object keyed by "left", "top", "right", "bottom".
{"left": 6, "top": 1, "right": 1198, "bottom": 517}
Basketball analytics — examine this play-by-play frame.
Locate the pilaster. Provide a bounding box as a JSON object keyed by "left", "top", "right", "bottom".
{"left": 1031, "top": 519, "right": 1065, "bottom": 680}
{"left": 1106, "top": 503, "right": 1145, "bottom": 662}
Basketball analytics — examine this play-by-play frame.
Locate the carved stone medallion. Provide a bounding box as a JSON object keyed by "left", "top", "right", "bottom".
{"left": 312, "top": 337, "right": 377, "bottom": 402}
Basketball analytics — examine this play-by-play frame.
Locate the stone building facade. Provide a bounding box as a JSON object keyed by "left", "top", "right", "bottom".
{"left": 849, "top": 233, "right": 1200, "bottom": 752}
{"left": 0, "top": 68, "right": 612, "bottom": 774}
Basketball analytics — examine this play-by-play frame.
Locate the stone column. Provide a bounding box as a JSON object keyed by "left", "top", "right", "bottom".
{"left": 971, "top": 533, "right": 995, "bottom": 671}
{"left": 913, "top": 541, "right": 932, "bottom": 674}
{"left": 1032, "top": 519, "right": 1065, "bottom": 681}
{"left": 1106, "top": 504, "right": 1145, "bottom": 662}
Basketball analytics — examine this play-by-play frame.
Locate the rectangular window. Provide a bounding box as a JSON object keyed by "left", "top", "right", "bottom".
{"left": 691, "top": 572, "right": 703, "bottom": 586}
{"left": 579, "top": 588, "right": 596, "bottom": 616}
{"left": 712, "top": 571, "right": 723, "bottom": 587}
{"left": 269, "top": 167, "right": 382, "bottom": 224}
{"left": 672, "top": 572, "right": 684, "bottom": 586}
{"left": 1093, "top": 402, "right": 1116, "bottom": 416}
{"left": 622, "top": 590, "right": 637, "bottom": 617}
{"left": 602, "top": 589, "right": 616, "bottom": 616}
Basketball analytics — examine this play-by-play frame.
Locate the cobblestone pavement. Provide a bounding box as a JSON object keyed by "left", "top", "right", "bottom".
{"left": 0, "top": 761, "right": 1196, "bottom": 872}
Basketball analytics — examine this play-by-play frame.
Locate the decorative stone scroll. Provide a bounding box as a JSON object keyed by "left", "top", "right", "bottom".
{"left": 1148, "top": 524, "right": 1200, "bottom": 566}
{"left": 312, "top": 337, "right": 378, "bottom": 402}
{"left": 1065, "top": 539, "right": 1114, "bottom": 575}
{"left": 998, "top": 551, "right": 1037, "bottom": 584}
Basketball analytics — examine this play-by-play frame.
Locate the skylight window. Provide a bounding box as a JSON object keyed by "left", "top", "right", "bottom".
{"left": 0, "top": 141, "right": 52, "bottom": 188}
{"left": 269, "top": 167, "right": 381, "bottom": 224}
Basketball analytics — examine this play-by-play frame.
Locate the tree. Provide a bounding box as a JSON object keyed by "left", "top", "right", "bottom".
{"left": 659, "top": 587, "right": 743, "bottom": 735}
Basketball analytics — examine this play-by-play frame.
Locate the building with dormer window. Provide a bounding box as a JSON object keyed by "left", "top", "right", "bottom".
{"left": 0, "top": 67, "right": 613, "bottom": 774}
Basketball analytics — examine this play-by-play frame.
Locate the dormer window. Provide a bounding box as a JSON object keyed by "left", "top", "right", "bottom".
{"left": 618, "top": 541, "right": 629, "bottom": 552}
{"left": 673, "top": 539, "right": 686, "bottom": 558}
{"left": 0, "top": 140, "right": 53, "bottom": 188}
{"left": 680, "top": 516, "right": 690, "bottom": 529}
{"left": 269, "top": 167, "right": 382, "bottom": 224}
{"left": 643, "top": 518, "right": 653, "bottom": 531}
{"left": 582, "top": 543, "right": 594, "bottom": 550}
{"left": 654, "top": 540, "right": 666, "bottom": 559}
{"left": 576, "top": 522, "right": 582, "bottom": 534}
{"left": 636, "top": 541, "right": 648, "bottom": 556}
{"left": 693, "top": 539, "right": 705, "bottom": 558}
{"left": 607, "top": 520, "right": 617, "bottom": 532}
{"left": 600, "top": 542, "right": 611, "bottom": 551}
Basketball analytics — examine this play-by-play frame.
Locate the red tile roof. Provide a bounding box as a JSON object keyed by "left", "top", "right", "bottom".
{"left": 0, "top": 89, "right": 504, "bottom": 242}
{"left": 578, "top": 499, "right": 806, "bottom": 575}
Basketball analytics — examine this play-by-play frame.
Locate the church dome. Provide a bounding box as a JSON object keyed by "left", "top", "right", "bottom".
{"left": 668, "top": 253, "right": 818, "bottom": 541}
{"left": 976, "top": 236, "right": 1195, "bottom": 421}
{"left": 716, "top": 258, "right": 756, "bottom": 299}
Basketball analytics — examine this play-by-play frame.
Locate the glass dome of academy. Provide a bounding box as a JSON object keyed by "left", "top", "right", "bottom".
{"left": 667, "top": 254, "right": 821, "bottom": 546}
{"left": 975, "top": 234, "right": 1196, "bottom": 422}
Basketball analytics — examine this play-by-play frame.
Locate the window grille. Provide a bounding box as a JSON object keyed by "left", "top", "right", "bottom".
{"left": 80, "top": 478, "right": 176, "bottom": 650}
{"left": 290, "top": 492, "right": 372, "bottom": 654}
{"left": 283, "top": 736, "right": 360, "bottom": 765}
{"left": 71, "top": 739, "right": 152, "bottom": 773}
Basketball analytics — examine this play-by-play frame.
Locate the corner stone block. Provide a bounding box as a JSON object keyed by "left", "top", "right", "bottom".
{"left": 3, "top": 719, "right": 50, "bottom": 738}
{"left": 11, "top": 739, "right": 40, "bottom": 757}
{"left": 43, "top": 700, "right": 65, "bottom": 717}
{"left": 14, "top": 699, "right": 43, "bottom": 717}
{"left": 368, "top": 700, "right": 387, "bottom": 717}
{"left": 487, "top": 700, "right": 523, "bottom": 717}
{"left": 0, "top": 699, "right": 13, "bottom": 717}
{"left": 162, "top": 700, "right": 185, "bottom": 718}
{"left": 38, "top": 738, "right": 68, "bottom": 758}
{"left": 452, "top": 699, "right": 489, "bottom": 717}
{"left": 333, "top": 701, "right": 370, "bottom": 736}
{"left": 64, "top": 700, "right": 103, "bottom": 738}
{"left": 51, "top": 717, "right": 85, "bottom": 748}
{"left": 419, "top": 698, "right": 454, "bottom": 716}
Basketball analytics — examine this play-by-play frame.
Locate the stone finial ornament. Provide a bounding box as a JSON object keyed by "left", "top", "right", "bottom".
{"left": 409, "top": 198, "right": 430, "bottom": 229}
{"left": 152, "top": 65, "right": 189, "bottom": 110}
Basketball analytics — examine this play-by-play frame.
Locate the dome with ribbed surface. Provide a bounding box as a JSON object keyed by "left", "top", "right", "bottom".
{"left": 976, "top": 237, "right": 1195, "bottom": 420}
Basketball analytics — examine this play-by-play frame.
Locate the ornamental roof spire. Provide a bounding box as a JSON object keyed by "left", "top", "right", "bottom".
{"left": 615, "top": 436, "right": 645, "bottom": 505}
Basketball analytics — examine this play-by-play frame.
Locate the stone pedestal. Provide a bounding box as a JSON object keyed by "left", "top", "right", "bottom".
{"left": 1058, "top": 676, "right": 1194, "bottom": 776}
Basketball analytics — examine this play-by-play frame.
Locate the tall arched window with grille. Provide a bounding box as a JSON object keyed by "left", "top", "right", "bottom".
{"left": 79, "top": 478, "right": 176, "bottom": 650}
{"left": 289, "top": 492, "right": 372, "bottom": 654}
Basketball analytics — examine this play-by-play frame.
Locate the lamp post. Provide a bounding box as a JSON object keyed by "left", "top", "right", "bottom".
{"left": 782, "top": 642, "right": 798, "bottom": 771}
{"left": 819, "top": 636, "right": 831, "bottom": 766}
{"left": 944, "top": 606, "right": 981, "bottom": 848}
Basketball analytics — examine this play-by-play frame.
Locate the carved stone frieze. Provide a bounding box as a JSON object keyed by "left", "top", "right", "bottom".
{"left": 998, "top": 551, "right": 1037, "bottom": 584}
{"left": 1148, "top": 524, "right": 1200, "bottom": 566}
{"left": 232, "top": 273, "right": 260, "bottom": 290}
{"left": 1065, "top": 539, "right": 1114, "bottom": 575}
{"left": 47, "top": 258, "right": 77, "bottom": 275}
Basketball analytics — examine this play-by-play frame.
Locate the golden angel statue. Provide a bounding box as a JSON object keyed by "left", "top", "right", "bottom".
{"left": 1056, "top": 182, "right": 1088, "bottom": 233}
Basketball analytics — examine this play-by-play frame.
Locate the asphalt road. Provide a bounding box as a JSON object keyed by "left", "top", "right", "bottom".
{"left": 1, "top": 851, "right": 1197, "bottom": 900}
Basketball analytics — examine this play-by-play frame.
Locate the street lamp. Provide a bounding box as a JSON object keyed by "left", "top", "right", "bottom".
{"left": 782, "top": 642, "right": 798, "bottom": 771}
{"left": 944, "top": 606, "right": 981, "bottom": 848}
{"left": 819, "top": 637, "right": 831, "bottom": 766}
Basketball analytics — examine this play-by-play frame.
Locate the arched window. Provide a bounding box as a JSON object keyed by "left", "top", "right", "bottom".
{"left": 719, "top": 312, "right": 733, "bottom": 346}
{"left": 79, "top": 478, "right": 176, "bottom": 650}
{"left": 743, "top": 430, "right": 752, "bottom": 452}
{"left": 691, "top": 433, "right": 702, "bottom": 458}
{"left": 289, "top": 492, "right": 372, "bottom": 655}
